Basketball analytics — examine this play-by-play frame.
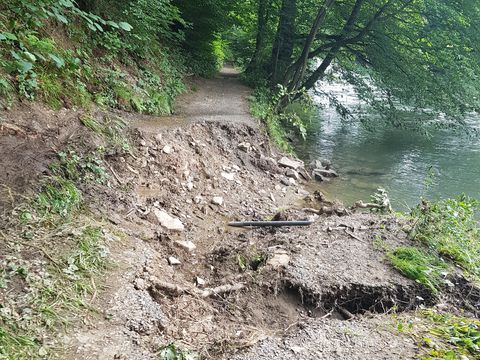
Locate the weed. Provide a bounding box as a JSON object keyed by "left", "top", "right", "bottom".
{"left": 53, "top": 150, "right": 109, "bottom": 184}
{"left": 409, "top": 195, "right": 480, "bottom": 279}
{"left": 159, "top": 343, "right": 196, "bottom": 360}
{"left": 80, "top": 115, "right": 130, "bottom": 153}
{"left": 420, "top": 309, "right": 480, "bottom": 359}
{"left": 34, "top": 176, "right": 82, "bottom": 218}
{"left": 387, "top": 247, "right": 449, "bottom": 293}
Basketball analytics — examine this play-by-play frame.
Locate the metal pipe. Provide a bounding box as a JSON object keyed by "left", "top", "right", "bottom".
{"left": 228, "top": 220, "right": 314, "bottom": 228}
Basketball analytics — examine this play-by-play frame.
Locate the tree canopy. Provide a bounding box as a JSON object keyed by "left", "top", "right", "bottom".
{"left": 229, "top": 0, "right": 480, "bottom": 125}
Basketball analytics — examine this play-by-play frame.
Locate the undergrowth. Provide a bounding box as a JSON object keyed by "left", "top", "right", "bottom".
{"left": 248, "top": 85, "right": 314, "bottom": 153}
{"left": 387, "top": 195, "right": 479, "bottom": 294}
{"left": 0, "top": 142, "right": 120, "bottom": 358}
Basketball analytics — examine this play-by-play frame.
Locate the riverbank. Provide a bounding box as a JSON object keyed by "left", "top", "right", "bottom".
{"left": 0, "top": 68, "right": 478, "bottom": 359}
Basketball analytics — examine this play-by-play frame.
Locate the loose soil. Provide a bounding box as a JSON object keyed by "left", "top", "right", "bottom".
{"left": 1, "top": 66, "right": 478, "bottom": 359}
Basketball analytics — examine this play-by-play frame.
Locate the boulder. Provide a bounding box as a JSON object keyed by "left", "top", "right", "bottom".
{"left": 285, "top": 169, "right": 300, "bottom": 180}
{"left": 153, "top": 208, "right": 185, "bottom": 232}
{"left": 278, "top": 156, "right": 304, "bottom": 170}
{"left": 315, "top": 169, "right": 338, "bottom": 178}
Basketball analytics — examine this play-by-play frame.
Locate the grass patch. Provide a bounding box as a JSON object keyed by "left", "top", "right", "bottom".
{"left": 159, "top": 343, "right": 196, "bottom": 360}
{"left": 409, "top": 195, "right": 480, "bottom": 279}
{"left": 34, "top": 176, "right": 82, "bottom": 218}
{"left": 388, "top": 247, "right": 449, "bottom": 293}
{"left": 80, "top": 114, "right": 130, "bottom": 153}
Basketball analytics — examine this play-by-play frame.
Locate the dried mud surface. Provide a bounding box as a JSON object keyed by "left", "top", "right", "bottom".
{"left": 1, "top": 68, "right": 477, "bottom": 359}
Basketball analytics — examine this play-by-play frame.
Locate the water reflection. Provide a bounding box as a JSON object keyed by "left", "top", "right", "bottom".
{"left": 296, "top": 82, "right": 480, "bottom": 210}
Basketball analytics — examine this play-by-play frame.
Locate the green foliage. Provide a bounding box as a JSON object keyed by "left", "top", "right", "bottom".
{"left": 387, "top": 247, "right": 449, "bottom": 293}
{"left": 159, "top": 343, "right": 196, "bottom": 360}
{"left": 421, "top": 310, "right": 480, "bottom": 359}
{"left": 51, "top": 150, "right": 109, "bottom": 184}
{"left": 409, "top": 195, "right": 480, "bottom": 278}
{"left": 80, "top": 114, "right": 130, "bottom": 153}
{"left": 34, "top": 176, "right": 82, "bottom": 218}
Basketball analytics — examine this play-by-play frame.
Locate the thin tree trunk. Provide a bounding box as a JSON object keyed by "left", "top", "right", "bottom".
{"left": 300, "top": 0, "right": 365, "bottom": 91}
{"left": 248, "top": 0, "right": 269, "bottom": 71}
{"left": 271, "top": 0, "right": 297, "bottom": 85}
{"left": 287, "top": 0, "right": 336, "bottom": 92}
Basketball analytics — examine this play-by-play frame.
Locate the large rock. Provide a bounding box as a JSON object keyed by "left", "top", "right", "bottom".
{"left": 153, "top": 208, "right": 185, "bottom": 232}
{"left": 278, "top": 157, "right": 304, "bottom": 170}
{"left": 315, "top": 169, "right": 338, "bottom": 178}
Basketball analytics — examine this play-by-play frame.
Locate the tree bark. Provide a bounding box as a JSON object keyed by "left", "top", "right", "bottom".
{"left": 248, "top": 0, "right": 270, "bottom": 72}
{"left": 271, "top": 0, "right": 297, "bottom": 85}
{"left": 286, "top": 0, "right": 336, "bottom": 92}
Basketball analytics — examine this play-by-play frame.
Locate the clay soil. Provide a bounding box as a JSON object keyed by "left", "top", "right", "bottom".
{"left": 1, "top": 67, "right": 478, "bottom": 359}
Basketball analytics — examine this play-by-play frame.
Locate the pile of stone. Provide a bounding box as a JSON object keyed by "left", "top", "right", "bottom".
{"left": 308, "top": 159, "right": 338, "bottom": 182}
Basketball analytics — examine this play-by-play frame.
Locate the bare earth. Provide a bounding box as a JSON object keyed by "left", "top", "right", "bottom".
{"left": 2, "top": 67, "right": 477, "bottom": 359}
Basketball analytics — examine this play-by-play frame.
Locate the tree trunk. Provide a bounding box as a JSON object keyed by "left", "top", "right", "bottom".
{"left": 248, "top": 0, "right": 269, "bottom": 72}
{"left": 271, "top": 0, "right": 297, "bottom": 85}
{"left": 300, "top": 0, "right": 365, "bottom": 91}
{"left": 286, "top": 0, "right": 336, "bottom": 92}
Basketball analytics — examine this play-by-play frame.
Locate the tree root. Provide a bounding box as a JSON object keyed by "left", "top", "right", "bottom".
{"left": 150, "top": 278, "right": 246, "bottom": 299}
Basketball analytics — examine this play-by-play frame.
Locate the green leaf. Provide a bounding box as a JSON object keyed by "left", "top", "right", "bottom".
{"left": 17, "top": 60, "right": 33, "bottom": 73}
{"left": 48, "top": 54, "right": 65, "bottom": 68}
{"left": 106, "top": 21, "right": 119, "bottom": 29}
{"left": 0, "top": 32, "right": 18, "bottom": 41}
{"left": 118, "top": 22, "right": 133, "bottom": 32}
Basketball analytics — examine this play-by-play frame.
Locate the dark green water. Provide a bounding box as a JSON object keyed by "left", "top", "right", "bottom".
{"left": 296, "top": 87, "right": 480, "bottom": 210}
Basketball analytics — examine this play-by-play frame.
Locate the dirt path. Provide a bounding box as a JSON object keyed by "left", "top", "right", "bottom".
{"left": 62, "top": 68, "right": 437, "bottom": 359}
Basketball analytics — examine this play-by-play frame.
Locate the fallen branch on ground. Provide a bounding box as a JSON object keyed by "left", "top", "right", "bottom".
{"left": 150, "top": 278, "right": 245, "bottom": 298}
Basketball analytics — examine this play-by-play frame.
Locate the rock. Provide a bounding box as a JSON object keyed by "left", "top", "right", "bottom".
{"left": 194, "top": 195, "right": 203, "bottom": 204}
{"left": 237, "top": 142, "right": 251, "bottom": 152}
{"left": 267, "top": 250, "right": 290, "bottom": 269}
{"left": 195, "top": 277, "right": 206, "bottom": 287}
{"left": 211, "top": 196, "right": 224, "bottom": 206}
{"left": 186, "top": 182, "right": 194, "bottom": 191}
{"left": 297, "top": 167, "right": 312, "bottom": 181}
{"left": 154, "top": 133, "right": 163, "bottom": 143}
{"left": 168, "top": 256, "right": 181, "bottom": 266}
{"left": 280, "top": 177, "right": 291, "bottom": 186}
{"left": 285, "top": 169, "right": 300, "bottom": 180}
{"left": 139, "top": 139, "right": 147, "bottom": 146}
{"left": 134, "top": 278, "right": 147, "bottom": 291}
{"left": 315, "top": 169, "right": 338, "bottom": 178}
{"left": 313, "top": 172, "right": 328, "bottom": 182}
{"left": 309, "top": 159, "right": 324, "bottom": 169}
{"left": 153, "top": 208, "right": 185, "bottom": 232}
{"left": 221, "top": 172, "right": 235, "bottom": 181}
{"left": 162, "top": 145, "right": 173, "bottom": 154}
{"left": 175, "top": 240, "right": 197, "bottom": 252}
{"left": 278, "top": 156, "right": 304, "bottom": 170}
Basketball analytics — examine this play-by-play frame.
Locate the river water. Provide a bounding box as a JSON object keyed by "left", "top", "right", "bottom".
{"left": 295, "top": 82, "right": 480, "bottom": 210}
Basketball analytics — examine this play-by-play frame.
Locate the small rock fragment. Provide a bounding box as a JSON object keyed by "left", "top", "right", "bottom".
{"left": 237, "top": 142, "right": 251, "bottom": 152}
{"left": 134, "top": 278, "right": 147, "bottom": 291}
{"left": 211, "top": 196, "right": 224, "bottom": 206}
{"left": 162, "top": 145, "right": 173, "bottom": 154}
{"left": 175, "top": 240, "right": 197, "bottom": 252}
{"left": 267, "top": 250, "right": 290, "bottom": 269}
{"left": 221, "top": 172, "right": 235, "bottom": 181}
{"left": 195, "top": 277, "right": 206, "bottom": 287}
{"left": 153, "top": 208, "right": 185, "bottom": 232}
{"left": 154, "top": 133, "right": 162, "bottom": 143}
{"left": 285, "top": 168, "right": 300, "bottom": 180}
{"left": 168, "top": 257, "right": 181, "bottom": 266}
